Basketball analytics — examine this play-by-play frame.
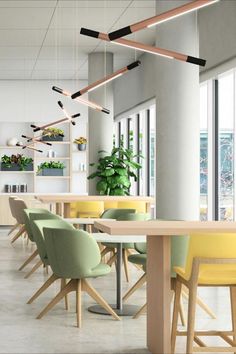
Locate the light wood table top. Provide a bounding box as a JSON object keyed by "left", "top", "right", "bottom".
{"left": 37, "top": 194, "right": 155, "bottom": 203}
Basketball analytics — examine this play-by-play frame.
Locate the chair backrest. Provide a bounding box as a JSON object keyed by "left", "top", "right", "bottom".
{"left": 183, "top": 233, "right": 236, "bottom": 280}
{"left": 12, "top": 199, "right": 28, "bottom": 224}
{"left": 9, "top": 196, "right": 19, "bottom": 219}
{"left": 32, "top": 218, "right": 75, "bottom": 263}
{"left": 23, "top": 208, "right": 51, "bottom": 241}
{"left": 134, "top": 218, "right": 189, "bottom": 276}
{"left": 100, "top": 208, "right": 136, "bottom": 219}
{"left": 117, "top": 201, "right": 147, "bottom": 213}
{"left": 43, "top": 228, "right": 101, "bottom": 279}
{"left": 70, "top": 201, "right": 104, "bottom": 218}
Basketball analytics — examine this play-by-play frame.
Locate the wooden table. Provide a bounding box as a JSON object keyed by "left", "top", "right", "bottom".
{"left": 94, "top": 220, "right": 236, "bottom": 354}
{"left": 36, "top": 195, "right": 155, "bottom": 217}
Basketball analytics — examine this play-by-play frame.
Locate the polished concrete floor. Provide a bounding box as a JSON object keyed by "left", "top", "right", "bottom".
{"left": 0, "top": 228, "right": 233, "bottom": 354}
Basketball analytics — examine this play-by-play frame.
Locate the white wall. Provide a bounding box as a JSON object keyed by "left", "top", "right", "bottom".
{"left": 0, "top": 80, "right": 88, "bottom": 122}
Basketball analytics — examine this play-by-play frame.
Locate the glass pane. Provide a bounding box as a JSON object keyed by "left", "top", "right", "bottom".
{"left": 149, "top": 105, "right": 156, "bottom": 197}
{"left": 218, "top": 72, "right": 234, "bottom": 221}
{"left": 200, "top": 83, "right": 208, "bottom": 220}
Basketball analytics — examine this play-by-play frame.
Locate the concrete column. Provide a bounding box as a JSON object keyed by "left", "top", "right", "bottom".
{"left": 88, "top": 52, "right": 114, "bottom": 195}
{"left": 155, "top": 1, "right": 200, "bottom": 220}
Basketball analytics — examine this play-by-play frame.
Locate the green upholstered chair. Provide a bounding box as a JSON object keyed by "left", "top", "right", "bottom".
{"left": 17, "top": 208, "right": 50, "bottom": 276}
{"left": 36, "top": 227, "right": 120, "bottom": 327}
{"left": 100, "top": 209, "right": 149, "bottom": 282}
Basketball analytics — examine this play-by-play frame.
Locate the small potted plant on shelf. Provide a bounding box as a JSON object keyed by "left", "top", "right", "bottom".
{"left": 42, "top": 127, "right": 64, "bottom": 141}
{"left": 1, "top": 154, "right": 33, "bottom": 171}
{"left": 74, "top": 137, "right": 87, "bottom": 151}
{"left": 37, "top": 161, "right": 65, "bottom": 176}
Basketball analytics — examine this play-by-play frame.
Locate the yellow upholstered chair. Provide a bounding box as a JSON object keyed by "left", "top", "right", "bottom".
{"left": 69, "top": 201, "right": 104, "bottom": 218}
{"left": 103, "top": 201, "right": 118, "bottom": 210}
{"left": 171, "top": 232, "right": 236, "bottom": 354}
{"left": 117, "top": 201, "right": 147, "bottom": 213}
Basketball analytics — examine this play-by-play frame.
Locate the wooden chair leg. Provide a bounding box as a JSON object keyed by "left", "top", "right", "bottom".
{"left": 11, "top": 225, "right": 26, "bottom": 244}
{"left": 123, "top": 249, "right": 130, "bottom": 282}
{"left": 186, "top": 284, "right": 198, "bottom": 354}
{"left": 179, "top": 295, "right": 186, "bottom": 327}
{"left": 123, "top": 273, "right": 147, "bottom": 301}
{"left": 171, "top": 279, "right": 182, "bottom": 354}
{"left": 82, "top": 279, "right": 120, "bottom": 321}
{"left": 18, "top": 249, "right": 38, "bottom": 270}
{"left": 37, "top": 279, "right": 76, "bottom": 319}
{"left": 182, "top": 286, "right": 216, "bottom": 319}
{"left": 8, "top": 222, "right": 19, "bottom": 236}
{"left": 230, "top": 286, "right": 236, "bottom": 350}
{"left": 133, "top": 303, "right": 147, "bottom": 319}
{"left": 27, "top": 274, "right": 59, "bottom": 304}
{"left": 24, "top": 259, "right": 43, "bottom": 279}
{"left": 107, "top": 253, "right": 117, "bottom": 266}
{"left": 61, "top": 278, "right": 69, "bottom": 310}
{"left": 76, "top": 280, "right": 82, "bottom": 328}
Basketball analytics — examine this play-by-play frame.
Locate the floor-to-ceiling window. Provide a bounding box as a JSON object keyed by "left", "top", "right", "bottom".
{"left": 114, "top": 101, "right": 156, "bottom": 197}
{"left": 200, "top": 69, "right": 236, "bottom": 221}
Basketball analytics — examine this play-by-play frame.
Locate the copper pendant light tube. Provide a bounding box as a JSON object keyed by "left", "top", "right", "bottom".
{"left": 71, "top": 60, "right": 141, "bottom": 99}
{"left": 16, "top": 142, "right": 43, "bottom": 153}
{"left": 80, "top": 28, "right": 206, "bottom": 67}
{"left": 108, "top": 0, "right": 219, "bottom": 41}
{"left": 30, "top": 112, "right": 81, "bottom": 132}
{"left": 52, "top": 86, "right": 110, "bottom": 114}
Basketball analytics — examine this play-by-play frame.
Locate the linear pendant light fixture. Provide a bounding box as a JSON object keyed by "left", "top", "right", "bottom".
{"left": 80, "top": 28, "right": 206, "bottom": 66}
{"left": 108, "top": 0, "right": 219, "bottom": 41}
{"left": 71, "top": 60, "right": 141, "bottom": 99}
{"left": 52, "top": 86, "right": 110, "bottom": 114}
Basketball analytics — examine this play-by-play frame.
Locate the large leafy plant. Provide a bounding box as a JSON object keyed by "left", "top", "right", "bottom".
{"left": 1, "top": 154, "right": 33, "bottom": 171}
{"left": 88, "top": 146, "right": 142, "bottom": 195}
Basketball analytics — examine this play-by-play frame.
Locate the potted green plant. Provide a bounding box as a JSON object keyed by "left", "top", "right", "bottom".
{"left": 74, "top": 137, "right": 87, "bottom": 151}
{"left": 1, "top": 154, "right": 33, "bottom": 171}
{"left": 37, "top": 161, "right": 65, "bottom": 176}
{"left": 88, "top": 145, "right": 142, "bottom": 195}
{"left": 42, "top": 127, "right": 64, "bottom": 141}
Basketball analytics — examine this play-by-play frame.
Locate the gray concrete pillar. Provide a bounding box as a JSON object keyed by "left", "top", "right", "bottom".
{"left": 88, "top": 52, "right": 114, "bottom": 195}
{"left": 155, "top": 1, "right": 200, "bottom": 220}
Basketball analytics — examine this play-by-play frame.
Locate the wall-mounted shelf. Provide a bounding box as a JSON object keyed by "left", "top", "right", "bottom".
{"left": 36, "top": 176, "right": 70, "bottom": 179}
{"left": 0, "top": 145, "right": 23, "bottom": 149}
{"left": 72, "top": 170, "right": 87, "bottom": 173}
{"left": 35, "top": 157, "right": 70, "bottom": 160}
{"left": 0, "top": 171, "right": 34, "bottom": 174}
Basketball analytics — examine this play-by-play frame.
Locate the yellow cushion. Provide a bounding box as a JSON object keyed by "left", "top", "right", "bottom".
{"left": 104, "top": 201, "right": 118, "bottom": 210}
{"left": 70, "top": 201, "right": 104, "bottom": 218}
{"left": 174, "top": 265, "right": 236, "bottom": 285}
{"left": 117, "top": 201, "right": 146, "bottom": 213}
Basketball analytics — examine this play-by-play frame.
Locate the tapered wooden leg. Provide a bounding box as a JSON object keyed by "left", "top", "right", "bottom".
{"left": 179, "top": 295, "right": 186, "bottom": 327}
{"left": 61, "top": 278, "right": 69, "bottom": 310}
{"left": 230, "top": 286, "right": 236, "bottom": 351}
{"left": 11, "top": 225, "right": 26, "bottom": 244}
{"left": 123, "top": 273, "right": 147, "bottom": 301}
{"left": 186, "top": 284, "right": 198, "bottom": 354}
{"left": 123, "top": 249, "right": 129, "bottom": 282}
{"left": 37, "top": 279, "right": 76, "bottom": 319}
{"left": 100, "top": 247, "right": 112, "bottom": 258}
{"left": 24, "top": 259, "right": 43, "bottom": 279}
{"left": 182, "top": 286, "right": 216, "bottom": 319}
{"left": 18, "top": 249, "right": 38, "bottom": 271}
{"left": 8, "top": 222, "right": 19, "bottom": 236}
{"left": 171, "top": 279, "right": 182, "bottom": 354}
{"left": 83, "top": 279, "right": 120, "bottom": 321}
{"left": 76, "top": 280, "right": 82, "bottom": 328}
{"left": 107, "top": 253, "right": 117, "bottom": 266}
{"left": 27, "top": 274, "right": 59, "bottom": 304}
{"left": 133, "top": 303, "right": 147, "bottom": 319}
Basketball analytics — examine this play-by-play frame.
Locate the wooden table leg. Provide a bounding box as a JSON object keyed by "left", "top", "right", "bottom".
{"left": 147, "top": 235, "right": 171, "bottom": 354}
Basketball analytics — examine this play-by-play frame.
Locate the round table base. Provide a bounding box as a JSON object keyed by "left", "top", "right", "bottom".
{"left": 88, "top": 304, "right": 141, "bottom": 316}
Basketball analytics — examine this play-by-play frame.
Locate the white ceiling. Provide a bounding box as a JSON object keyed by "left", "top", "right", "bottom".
{"left": 0, "top": 0, "right": 156, "bottom": 80}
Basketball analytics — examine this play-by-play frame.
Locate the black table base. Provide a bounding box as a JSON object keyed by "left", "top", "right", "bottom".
{"left": 88, "top": 304, "right": 141, "bottom": 316}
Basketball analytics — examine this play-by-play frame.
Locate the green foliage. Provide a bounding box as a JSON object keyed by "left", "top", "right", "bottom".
{"left": 1, "top": 154, "right": 33, "bottom": 171}
{"left": 43, "top": 127, "right": 64, "bottom": 137}
{"left": 37, "top": 161, "right": 65, "bottom": 174}
{"left": 87, "top": 145, "right": 143, "bottom": 196}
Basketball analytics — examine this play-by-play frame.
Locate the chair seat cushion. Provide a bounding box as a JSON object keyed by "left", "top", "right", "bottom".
{"left": 86, "top": 262, "right": 111, "bottom": 278}
{"left": 174, "top": 265, "right": 236, "bottom": 285}
{"left": 102, "top": 242, "right": 134, "bottom": 249}
{"left": 128, "top": 253, "right": 147, "bottom": 266}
